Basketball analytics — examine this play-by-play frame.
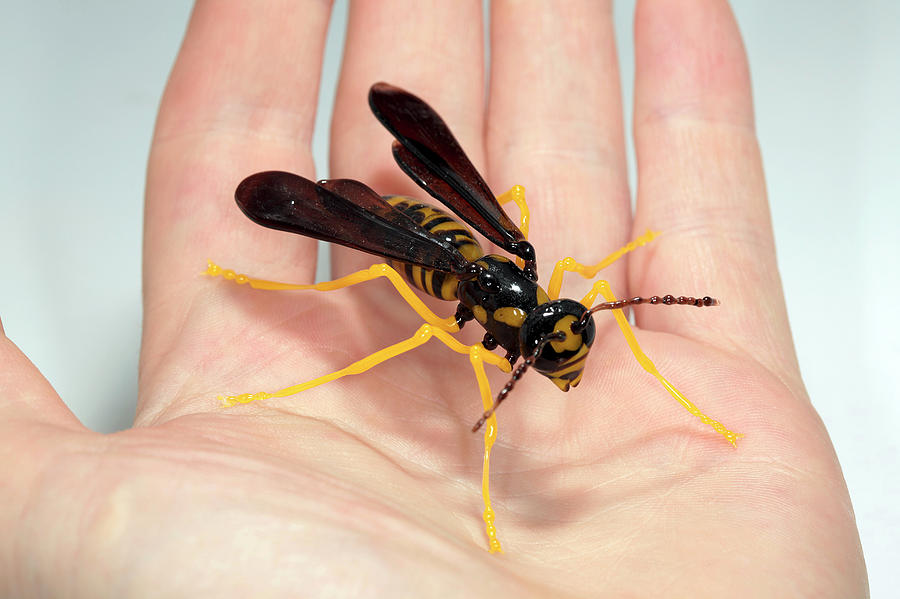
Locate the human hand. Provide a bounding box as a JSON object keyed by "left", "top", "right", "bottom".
{"left": 1, "top": 1, "right": 867, "bottom": 597}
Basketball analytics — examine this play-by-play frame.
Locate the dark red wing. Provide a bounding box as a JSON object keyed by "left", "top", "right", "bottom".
{"left": 235, "top": 171, "right": 471, "bottom": 274}
{"left": 368, "top": 82, "right": 527, "bottom": 255}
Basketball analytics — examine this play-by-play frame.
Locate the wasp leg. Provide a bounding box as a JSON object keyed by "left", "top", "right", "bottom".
{"left": 467, "top": 343, "right": 505, "bottom": 554}
{"left": 219, "top": 322, "right": 511, "bottom": 405}
{"left": 217, "top": 321, "right": 510, "bottom": 553}
{"left": 546, "top": 229, "right": 661, "bottom": 300}
{"left": 581, "top": 278, "right": 743, "bottom": 448}
{"left": 496, "top": 185, "right": 530, "bottom": 268}
{"left": 207, "top": 261, "right": 511, "bottom": 552}
{"left": 205, "top": 261, "right": 459, "bottom": 332}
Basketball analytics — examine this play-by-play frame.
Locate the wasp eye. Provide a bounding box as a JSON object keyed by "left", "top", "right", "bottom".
{"left": 477, "top": 271, "right": 500, "bottom": 293}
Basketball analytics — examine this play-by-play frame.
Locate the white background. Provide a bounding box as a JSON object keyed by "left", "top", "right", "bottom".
{"left": 1, "top": 1, "right": 896, "bottom": 594}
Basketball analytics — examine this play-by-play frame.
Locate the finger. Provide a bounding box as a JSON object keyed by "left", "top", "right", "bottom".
{"left": 0, "top": 327, "right": 82, "bottom": 431}
{"left": 140, "top": 0, "right": 332, "bottom": 413}
{"left": 329, "top": 0, "right": 485, "bottom": 277}
{"left": 0, "top": 326, "right": 88, "bottom": 570}
{"left": 488, "top": 0, "right": 631, "bottom": 294}
{"left": 630, "top": 0, "right": 798, "bottom": 377}
{"left": 145, "top": 0, "right": 331, "bottom": 298}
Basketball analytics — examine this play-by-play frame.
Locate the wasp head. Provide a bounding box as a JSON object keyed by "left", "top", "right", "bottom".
{"left": 519, "top": 299, "right": 596, "bottom": 391}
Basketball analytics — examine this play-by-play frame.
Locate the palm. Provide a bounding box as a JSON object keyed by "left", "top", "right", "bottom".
{"left": 1, "top": 2, "right": 866, "bottom": 598}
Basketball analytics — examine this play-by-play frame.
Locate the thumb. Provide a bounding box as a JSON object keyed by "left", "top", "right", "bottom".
{"left": 0, "top": 317, "right": 84, "bottom": 431}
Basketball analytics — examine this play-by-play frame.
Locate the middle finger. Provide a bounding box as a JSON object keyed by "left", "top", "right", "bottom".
{"left": 330, "top": 0, "right": 486, "bottom": 278}
{"left": 487, "top": 0, "right": 631, "bottom": 296}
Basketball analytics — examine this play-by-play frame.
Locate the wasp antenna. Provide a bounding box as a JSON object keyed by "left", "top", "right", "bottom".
{"left": 472, "top": 332, "right": 566, "bottom": 432}
{"left": 573, "top": 294, "right": 719, "bottom": 332}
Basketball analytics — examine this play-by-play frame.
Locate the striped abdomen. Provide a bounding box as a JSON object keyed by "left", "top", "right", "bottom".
{"left": 385, "top": 196, "right": 483, "bottom": 301}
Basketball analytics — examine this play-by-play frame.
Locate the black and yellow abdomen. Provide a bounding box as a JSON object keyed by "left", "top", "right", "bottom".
{"left": 385, "top": 196, "right": 483, "bottom": 301}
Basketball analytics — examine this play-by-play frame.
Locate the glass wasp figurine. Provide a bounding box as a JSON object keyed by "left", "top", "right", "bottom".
{"left": 206, "top": 82, "right": 741, "bottom": 553}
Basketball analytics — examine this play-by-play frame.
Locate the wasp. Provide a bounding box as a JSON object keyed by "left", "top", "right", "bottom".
{"left": 207, "top": 83, "right": 741, "bottom": 553}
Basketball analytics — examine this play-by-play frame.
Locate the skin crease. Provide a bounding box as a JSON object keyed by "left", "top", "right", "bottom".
{"left": 0, "top": 0, "right": 868, "bottom": 597}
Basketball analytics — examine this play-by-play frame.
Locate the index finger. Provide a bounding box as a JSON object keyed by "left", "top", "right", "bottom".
{"left": 140, "top": 0, "right": 332, "bottom": 416}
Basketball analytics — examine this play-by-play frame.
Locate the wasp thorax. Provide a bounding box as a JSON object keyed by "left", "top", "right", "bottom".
{"left": 519, "top": 299, "right": 596, "bottom": 391}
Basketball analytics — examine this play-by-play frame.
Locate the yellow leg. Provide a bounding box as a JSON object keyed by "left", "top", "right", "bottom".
{"left": 218, "top": 322, "right": 511, "bottom": 405}
{"left": 207, "top": 260, "right": 514, "bottom": 551}
{"left": 215, "top": 318, "right": 511, "bottom": 551}
{"left": 582, "top": 279, "right": 742, "bottom": 447}
{"left": 205, "top": 261, "right": 459, "bottom": 332}
{"left": 496, "top": 185, "right": 529, "bottom": 268}
{"left": 468, "top": 344, "right": 504, "bottom": 553}
{"left": 547, "top": 229, "right": 661, "bottom": 300}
